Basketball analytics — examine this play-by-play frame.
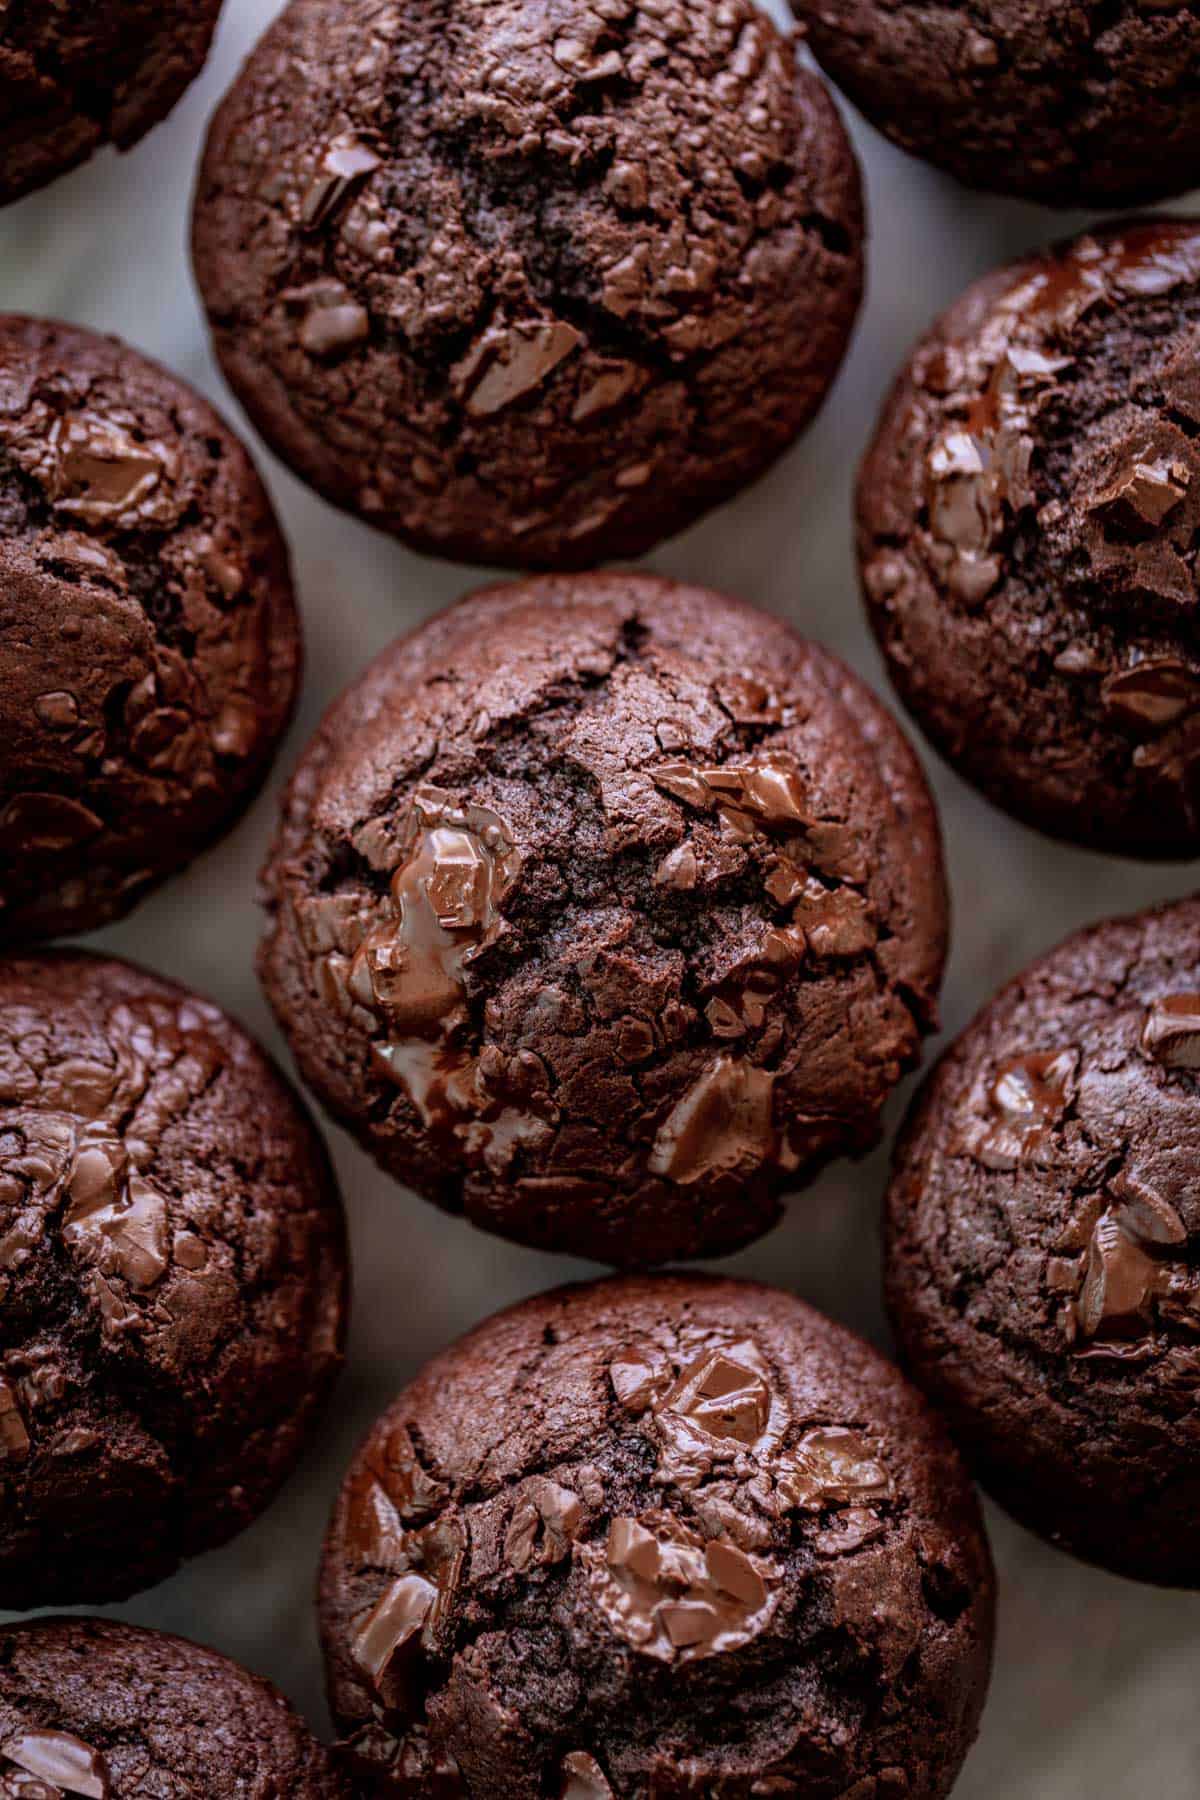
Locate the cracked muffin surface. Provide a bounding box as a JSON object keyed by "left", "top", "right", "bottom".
{"left": 191, "top": 0, "right": 863, "bottom": 568}
{"left": 259, "top": 573, "right": 947, "bottom": 1265}
{"left": 887, "top": 897, "right": 1200, "bottom": 1587}
{"left": 0, "top": 315, "right": 300, "bottom": 943}
{"left": 0, "top": 0, "right": 223, "bottom": 206}
{"left": 0, "top": 1617, "right": 350, "bottom": 1796}
{"left": 319, "top": 1274, "right": 995, "bottom": 1798}
{"left": 0, "top": 950, "right": 348, "bottom": 1608}
{"left": 859, "top": 219, "right": 1200, "bottom": 858}
{"left": 793, "top": 0, "right": 1200, "bottom": 207}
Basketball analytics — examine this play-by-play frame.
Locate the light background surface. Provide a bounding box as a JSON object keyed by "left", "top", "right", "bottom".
{"left": 1, "top": 3, "right": 1198, "bottom": 1791}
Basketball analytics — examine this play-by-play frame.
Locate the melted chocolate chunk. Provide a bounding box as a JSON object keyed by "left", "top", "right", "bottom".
{"left": 0, "top": 1730, "right": 109, "bottom": 1798}
{"left": 970, "top": 1047, "right": 1078, "bottom": 1170}
{"left": 586, "top": 1512, "right": 776, "bottom": 1662}
{"left": 1141, "top": 992, "right": 1200, "bottom": 1069}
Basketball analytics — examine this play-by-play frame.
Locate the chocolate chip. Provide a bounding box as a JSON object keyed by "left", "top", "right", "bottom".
{"left": 300, "top": 133, "right": 382, "bottom": 232}
{"left": 1141, "top": 992, "right": 1200, "bottom": 1068}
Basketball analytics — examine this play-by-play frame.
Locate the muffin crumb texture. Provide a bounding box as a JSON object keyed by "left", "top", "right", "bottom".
{"left": 0, "top": 1616, "right": 350, "bottom": 1796}
{"left": 794, "top": 0, "right": 1200, "bottom": 206}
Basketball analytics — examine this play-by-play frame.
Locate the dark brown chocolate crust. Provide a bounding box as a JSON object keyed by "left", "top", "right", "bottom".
{"left": 259, "top": 572, "right": 948, "bottom": 1265}
{"left": 887, "top": 896, "right": 1200, "bottom": 1587}
{"left": 191, "top": 0, "right": 863, "bottom": 569}
{"left": 793, "top": 0, "right": 1200, "bottom": 208}
{"left": 0, "top": 314, "right": 301, "bottom": 943}
{"left": 0, "top": 950, "right": 348, "bottom": 1608}
{"left": 859, "top": 219, "right": 1200, "bottom": 859}
{"left": 0, "top": 2, "right": 223, "bottom": 207}
{"left": 0, "top": 1617, "right": 351, "bottom": 1796}
{"left": 319, "top": 1274, "right": 995, "bottom": 1798}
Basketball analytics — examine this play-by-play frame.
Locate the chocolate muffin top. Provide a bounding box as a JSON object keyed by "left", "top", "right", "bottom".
{"left": 887, "top": 897, "right": 1200, "bottom": 1586}
{"left": 859, "top": 219, "right": 1200, "bottom": 858}
{"left": 191, "top": 0, "right": 862, "bottom": 568}
{"left": 0, "top": 951, "right": 347, "bottom": 1608}
{"left": 259, "top": 573, "right": 947, "bottom": 1265}
{"left": 0, "top": 315, "right": 300, "bottom": 943}
{"left": 0, "top": 1617, "right": 350, "bottom": 1797}
{"left": 319, "top": 1275, "right": 995, "bottom": 1798}
{"left": 793, "top": 0, "right": 1200, "bottom": 207}
{"left": 0, "top": 0, "right": 224, "bottom": 207}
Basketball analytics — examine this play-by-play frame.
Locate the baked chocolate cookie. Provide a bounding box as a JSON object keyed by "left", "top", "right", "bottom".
{"left": 888, "top": 896, "right": 1200, "bottom": 1586}
{"left": 1, "top": 2, "right": 224, "bottom": 207}
{"left": 260, "top": 573, "right": 947, "bottom": 1265}
{"left": 793, "top": 1, "right": 1200, "bottom": 207}
{"left": 320, "top": 1274, "right": 995, "bottom": 1798}
{"left": 859, "top": 219, "right": 1200, "bottom": 858}
{"left": 0, "top": 1617, "right": 350, "bottom": 1796}
{"left": 191, "top": 0, "right": 863, "bottom": 569}
{"left": 0, "top": 315, "right": 300, "bottom": 942}
{"left": 0, "top": 950, "right": 347, "bottom": 1608}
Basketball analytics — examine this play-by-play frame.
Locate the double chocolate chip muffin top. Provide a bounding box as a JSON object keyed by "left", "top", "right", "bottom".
{"left": 0, "top": 951, "right": 347, "bottom": 1609}
{"left": 260, "top": 573, "right": 947, "bottom": 1265}
{"left": 192, "top": 0, "right": 863, "bottom": 568}
{"left": 793, "top": 0, "right": 1200, "bottom": 208}
{"left": 0, "top": 1617, "right": 350, "bottom": 1797}
{"left": 0, "top": 314, "right": 300, "bottom": 943}
{"left": 860, "top": 219, "right": 1200, "bottom": 858}
{"left": 0, "top": 0, "right": 224, "bottom": 207}
{"left": 320, "top": 1275, "right": 995, "bottom": 1798}
{"left": 888, "top": 897, "right": 1200, "bottom": 1587}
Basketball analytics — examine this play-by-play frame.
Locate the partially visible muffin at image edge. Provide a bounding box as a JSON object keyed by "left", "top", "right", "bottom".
{"left": 859, "top": 218, "right": 1200, "bottom": 858}
{"left": 792, "top": 1, "right": 1200, "bottom": 208}
{"left": 0, "top": 1, "right": 225, "bottom": 207}
{"left": 191, "top": 0, "right": 863, "bottom": 569}
{"left": 0, "top": 1617, "right": 350, "bottom": 1796}
{"left": 888, "top": 896, "right": 1200, "bottom": 1587}
{"left": 0, "top": 315, "right": 301, "bottom": 942}
{"left": 319, "top": 1274, "right": 995, "bottom": 1798}
{"left": 0, "top": 950, "right": 348, "bottom": 1608}
{"left": 259, "top": 572, "right": 948, "bottom": 1265}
